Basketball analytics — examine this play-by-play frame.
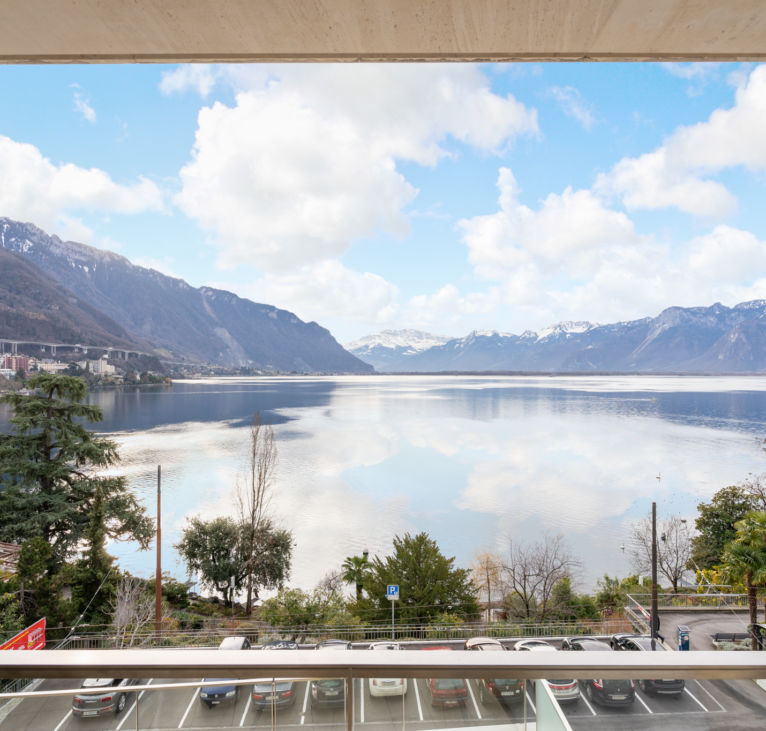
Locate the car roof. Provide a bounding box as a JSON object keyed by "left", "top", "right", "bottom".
{"left": 219, "top": 636, "right": 249, "bottom": 649}
{"left": 422, "top": 645, "right": 452, "bottom": 650}
{"left": 568, "top": 638, "right": 611, "bottom": 651}
{"left": 316, "top": 640, "right": 350, "bottom": 650}
{"left": 263, "top": 640, "right": 298, "bottom": 650}
{"left": 465, "top": 636, "right": 504, "bottom": 649}
{"left": 369, "top": 642, "right": 401, "bottom": 650}
{"left": 516, "top": 639, "right": 556, "bottom": 651}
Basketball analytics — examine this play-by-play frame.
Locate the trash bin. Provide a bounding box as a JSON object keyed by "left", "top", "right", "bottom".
{"left": 677, "top": 624, "right": 690, "bottom": 651}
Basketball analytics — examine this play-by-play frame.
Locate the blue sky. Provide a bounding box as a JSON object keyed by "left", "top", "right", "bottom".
{"left": 1, "top": 62, "right": 765, "bottom": 344}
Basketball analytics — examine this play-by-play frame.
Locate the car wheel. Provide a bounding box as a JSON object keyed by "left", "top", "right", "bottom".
{"left": 115, "top": 693, "right": 127, "bottom": 714}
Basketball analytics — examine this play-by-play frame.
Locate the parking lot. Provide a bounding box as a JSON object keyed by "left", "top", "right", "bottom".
{"left": 2, "top": 671, "right": 763, "bottom": 731}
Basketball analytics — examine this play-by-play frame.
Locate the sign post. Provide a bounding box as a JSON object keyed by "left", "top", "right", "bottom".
{"left": 386, "top": 584, "right": 399, "bottom": 640}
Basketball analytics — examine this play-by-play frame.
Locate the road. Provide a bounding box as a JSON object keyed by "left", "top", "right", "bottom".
{"left": 2, "top": 671, "right": 764, "bottom": 730}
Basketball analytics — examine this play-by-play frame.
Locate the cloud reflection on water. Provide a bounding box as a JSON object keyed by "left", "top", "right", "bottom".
{"left": 101, "top": 376, "right": 766, "bottom": 593}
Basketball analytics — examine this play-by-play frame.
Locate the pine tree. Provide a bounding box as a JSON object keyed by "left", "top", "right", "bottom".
{"left": 0, "top": 374, "right": 153, "bottom": 572}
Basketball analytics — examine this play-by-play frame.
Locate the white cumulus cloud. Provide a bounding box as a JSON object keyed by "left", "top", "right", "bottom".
{"left": 460, "top": 167, "right": 639, "bottom": 282}
{"left": 597, "top": 64, "right": 766, "bottom": 216}
{"left": 0, "top": 135, "right": 164, "bottom": 234}
{"left": 174, "top": 65, "right": 539, "bottom": 273}
{"left": 245, "top": 260, "right": 400, "bottom": 325}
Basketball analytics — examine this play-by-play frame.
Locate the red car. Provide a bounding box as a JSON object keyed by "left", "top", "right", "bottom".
{"left": 423, "top": 646, "right": 468, "bottom": 707}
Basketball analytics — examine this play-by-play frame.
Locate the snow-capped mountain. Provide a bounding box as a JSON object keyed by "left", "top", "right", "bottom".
{"left": 344, "top": 329, "right": 453, "bottom": 371}
{"left": 346, "top": 329, "right": 453, "bottom": 354}
{"left": 349, "top": 305, "right": 766, "bottom": 373}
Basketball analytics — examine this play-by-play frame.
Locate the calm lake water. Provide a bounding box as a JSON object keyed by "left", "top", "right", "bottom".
{"left": 6, "top": 375, "right": 766, "bottom": 593}
{"left": 74, "top": 374, "right": 766, "bottom": 594}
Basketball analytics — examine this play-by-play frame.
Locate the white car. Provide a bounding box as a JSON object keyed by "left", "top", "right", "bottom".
{"left": 514, "top": 639, "right": 580, "bottom": 703}
{"left": 367, "top": 642, "right": 408, "bottom": 697}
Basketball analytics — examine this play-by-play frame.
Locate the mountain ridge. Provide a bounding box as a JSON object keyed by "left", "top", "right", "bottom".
{"left": 348, "top": 305, "right": 766, "bottom": 373}
{"left": 0, "top": 218, "right": 372, "bottom": 373}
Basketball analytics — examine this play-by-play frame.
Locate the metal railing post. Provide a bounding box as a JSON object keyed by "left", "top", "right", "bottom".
{"left": 345, "top": 674, "right": 354, "bottom": 731}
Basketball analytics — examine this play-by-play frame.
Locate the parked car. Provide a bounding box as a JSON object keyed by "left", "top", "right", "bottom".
{"left": 310, "top": 640, "right": 351, "bottom": 708}
{"left": 464, "top": 637, "right": 523, "bottom": 705}
{"left": 368, "top": 642, "right": 407, "bottom": 697}
{"left": 610, "top": 633, "right": 685, "bottom": 695}
{"left": 252, "top": 640, "right": 300, "bottom": 711}
{"left": 561, "top": 637, "right": 634, "bottom": 706}
{"left": 72, "top": 678, "right": 141, "bottom": 717}
{"left": 513, "top": 638, "right": 555, "bottom": 651}
{"left": 423, "top": 646, "right": 468, "bottom": 707}
{"left": 515, "top": 639, "right": 580, "bottom": 703}
{"left": 200, "top": 636, "right": 251, "bottom": 708}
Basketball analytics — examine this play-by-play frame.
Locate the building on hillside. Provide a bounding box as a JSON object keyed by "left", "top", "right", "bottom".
{"left": 36, "top": 360, "right": 69, "bottom": 373}
{"left": 91, "top": 358, "right": 115, "bottom": 375}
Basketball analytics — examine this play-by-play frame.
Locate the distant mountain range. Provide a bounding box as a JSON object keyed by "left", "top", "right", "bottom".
{"left": 345, "top": 329, "right": 454, "bottom": 372}
{"left": 347, "top": 304, "right": 766, "bottom": 373}
{"left": 0, "top": 218, "right": 372, "bottom": 373}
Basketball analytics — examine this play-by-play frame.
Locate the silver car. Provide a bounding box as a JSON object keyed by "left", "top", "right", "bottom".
{"left": 515, "top": 641, "right": 580, "bottom": 703}
{"left": 72, "top": 678, "right": 140, "bottom": 717}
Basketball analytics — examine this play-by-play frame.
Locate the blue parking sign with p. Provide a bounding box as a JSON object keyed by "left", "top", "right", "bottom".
{"left": 386, "top": 584, "right": 399, "bottom": 600}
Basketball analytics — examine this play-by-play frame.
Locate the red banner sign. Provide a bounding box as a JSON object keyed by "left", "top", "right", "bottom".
{"left": 0, "top": 617, "right": 46, "bottom": 650}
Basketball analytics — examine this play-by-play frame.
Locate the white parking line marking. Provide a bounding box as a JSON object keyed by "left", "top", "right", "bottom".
{"left": 239, "top": 688, "right": 252, "bottom": 727}
{"left": 525, "top": 684, "right": 536, "bottom": 714}
{"left": 695, "top": 680, "right": 726, "bottom": 712}
{"left": 466, "top": 680, "right": 481, "bottom": 719}
{"left": 52, "top": 709, "right": 72, "bottom": 731}
{"left": 300, "top": 681, "right": 310, "bottom": 724}
{"left": 177, "top": 683, "right": 201, "bottom": 728}
{"left": 578, "top": 690, "right": 597, "bottom": 716}
{"left": 117, "top": 679, "right": 154, "bottom": 730}
{"left": 684, "top": 686, "right": 709, "bottom": 712}
{"left": 634, "top": 690, "right": 653, "bottom": 714}
{"left": 412, "top": 679, "right": 423, "bottom": 721}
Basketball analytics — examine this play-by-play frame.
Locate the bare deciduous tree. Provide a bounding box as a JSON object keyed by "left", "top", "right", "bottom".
{"left": 238, "top": 413, "right": 278, "bottom": 614}
{"left": 471, "top": 551, "right": 504, "bottom": 623}
{"left": 502, "top": 534, "right": 581, "bottom": 620}
{"left": 112, "top": 575, "right": 154, "bottom": 647}
{"left": 316, "top": 569, "right": 345, "bottom": 595}
{"left": 629, "top": 514, "right": 693, "bottom": 592}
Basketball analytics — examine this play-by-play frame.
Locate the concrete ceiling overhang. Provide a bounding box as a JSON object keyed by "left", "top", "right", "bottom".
{"left": 3, "top": 0, "right": 766, "bottom": 64}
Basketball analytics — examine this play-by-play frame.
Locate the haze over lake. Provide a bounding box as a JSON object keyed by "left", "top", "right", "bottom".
{"left": 85, "top": 375, "right": 766, "bottom": 594}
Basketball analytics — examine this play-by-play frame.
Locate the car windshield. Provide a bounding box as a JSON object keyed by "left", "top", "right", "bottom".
{"left": 435, "top": 679, "right": 464, "bottom": 690}
{"left": 81, "top": 678, "right": 117, "bottom": 688}
{"left": 316, "top": 679, "right": 344, "bottom": 688}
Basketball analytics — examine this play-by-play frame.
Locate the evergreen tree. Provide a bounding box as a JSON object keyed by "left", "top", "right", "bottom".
{"left": 692, "top": 485, "right": 761, "bottom": 569}
{"left": 364, "top": 532, "right": 479, "bottom": 624}
{"left": 74, "top": 483, "right": 116, "bottom": 624}
{"left": 0, "top": 374, "right": 154, "bottom": 572}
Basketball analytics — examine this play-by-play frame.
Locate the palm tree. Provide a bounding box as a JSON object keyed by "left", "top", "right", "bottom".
{"left": 721, "top": 511, "right": 766, "bottom": 649}
{"left": 342, "top": 552, "right": 370, "bottom": 602}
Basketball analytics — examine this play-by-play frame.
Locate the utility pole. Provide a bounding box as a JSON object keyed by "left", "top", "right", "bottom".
{"left": 155, "top": 465, "right": 162, "bottom": 641}
{"left": 651, "top": 500, "right": 659, "bottom": 647}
